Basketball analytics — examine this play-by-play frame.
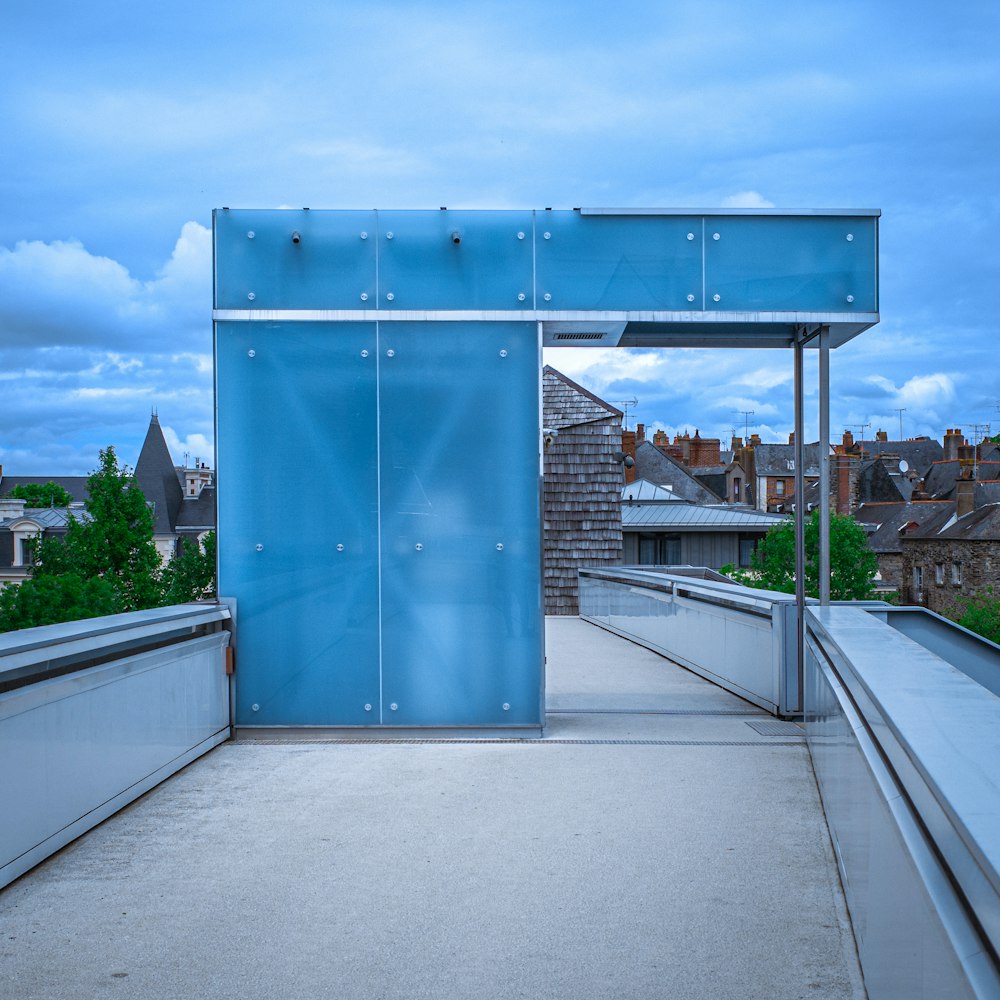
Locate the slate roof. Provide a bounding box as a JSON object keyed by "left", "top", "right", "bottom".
{"left": 753, "top": 443, "right": 826, "bottom": 477}
{"left": 923, "top": 461, "right": 1000, "bottom": 499}
{"left": 176, "top": 488, "right": 217, "bottom": 530}
{"left": 0, "top": 476, "right": 89, "bottom": 502}
{"left": 632, "top": 441, "right": 724, "bottom": 503}
{"left": 0, "top": 507, "right": 89, "bottom": 529}
{"left": 853, "top": 501, "right": 956, "bottom": 553}
{"left": 916, "top": 503, "right": 1000, "bottom": 541}
{"left": 134, "top": 415, "right": 185, "bottom": 535}
{"left": 621, "top": 504, "right": 787, "bottom": 531}
{"left": 975, "top": 481, "right": 1000, "bottom": 507}
{"left": 621, "top": 479, "right": 689, "bottom": 503}
{"left": 853, "top": 438, "right": 942, "bottom": 475}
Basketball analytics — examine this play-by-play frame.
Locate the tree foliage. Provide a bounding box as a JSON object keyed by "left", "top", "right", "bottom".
{"left": 724, "top": 510, "right": 878, "bottom": 601}
{"left": 952, "top": 586, "right": 1000, "bottom": 646}
{"left": 7, "top": 481, "right": 74, "bottom": 507}
{"left": 0, "top": 447, "right": 217, "bottom": 632}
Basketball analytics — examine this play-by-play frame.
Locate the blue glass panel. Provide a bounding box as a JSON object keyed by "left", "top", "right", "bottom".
{"left": 214, "top": 209, "right": 377, "bottom": 310}
{"left": 704, "top": 216, "right": 878, "bottom": 312}
{"left": 535, "top": 213, "right": 703, "bottom": 310}
{"left": 216, "top": 322, "right": 381, "bottom": 726}
{"left": 378, "top": 322, "right": 543, "bottom": 726}
{"left": 377, "top": 210, "right": 535, "bottom": 310}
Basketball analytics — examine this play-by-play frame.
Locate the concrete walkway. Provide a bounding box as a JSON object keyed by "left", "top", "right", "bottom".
{"left": 0, "top": 617, "right": 865, "bottom": 1000}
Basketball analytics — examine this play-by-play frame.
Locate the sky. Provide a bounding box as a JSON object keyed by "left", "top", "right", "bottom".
{"left": 1, "top": 0, "right": 998, "bottom": 474}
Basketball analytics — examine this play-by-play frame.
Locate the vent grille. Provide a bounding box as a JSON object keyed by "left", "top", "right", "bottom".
{"left": 553, "top": 332, "right": 606, "bottom": 341}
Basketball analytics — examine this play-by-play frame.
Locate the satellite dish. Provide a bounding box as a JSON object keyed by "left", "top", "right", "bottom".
{"left": 898, "top": 459, "right": 909, "bottom": 473}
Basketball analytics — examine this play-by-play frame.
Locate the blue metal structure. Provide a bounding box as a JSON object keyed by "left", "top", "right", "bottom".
{"left": 213, "top": 207, "right": 880, "bottom": 728}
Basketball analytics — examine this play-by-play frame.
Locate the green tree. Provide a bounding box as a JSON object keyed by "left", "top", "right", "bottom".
{"left": 725, "top": 510, "right": 878, "bottom": 600}
{"left": 952, "top": 586, "right": 1000, "bottom": 645}
{"left": 161, "top": 531, "right": 217, "bottom": 604}
{"left": 0, "top": 574, "right": 120, "bottom": 631}
{"left": 7, "top": 481, "right": 74, "bottom": 507}
{"left": 33, "top": 446, "right": 164, "bottom": 611}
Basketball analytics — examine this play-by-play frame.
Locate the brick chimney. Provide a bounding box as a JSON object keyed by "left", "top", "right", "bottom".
{"left": 956, "top": 476, "right": 976, "bottom": 518}
{"left": 731, "top": 435, "right": 742, "bottom": 452}
{"left": 943, "top": 428, "right": 964, "bottom": 462}
{"left": 689, "top": 430, "right": 721, "bottom": 467}
{"left": 621, "top": 429, "right": 637, "bottom": 485}
{"left": 750, "top": 433, "right": 761, "bottom": 447}
{"left": 788, "top": 431, "right": 795, "bottom": 445}
{"left": 876, "top": 429, "right": 888, "bottom": 442}
{"left": 835, "top": 454, "right": 858, "bottom": 515}
{"left": 636, "top": 423, "right": 645, "bottom": 443}
{"left": 842, "top": 430, "right": 854, "bottom": 450}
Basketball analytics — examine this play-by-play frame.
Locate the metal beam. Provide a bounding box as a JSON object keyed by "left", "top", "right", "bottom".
{"left": 819, "top": 326, "right": 831, "bottom": 605}
{"left": 793, "top": 332, "right": 806, "bottom": 706}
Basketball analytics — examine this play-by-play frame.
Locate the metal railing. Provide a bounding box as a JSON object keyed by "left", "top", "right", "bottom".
{"left": 578, "top": 567, "right": 800, "bottom": 715}
{"left": 0, "top": 603, "right": 233, "bottom": 890}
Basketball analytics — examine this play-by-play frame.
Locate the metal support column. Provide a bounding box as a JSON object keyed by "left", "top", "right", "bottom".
{"left": 793, "top": 332, "right": 806, "bottom": 694}
{"left": 819, "top": 326, "right": 831, "bottom": 605}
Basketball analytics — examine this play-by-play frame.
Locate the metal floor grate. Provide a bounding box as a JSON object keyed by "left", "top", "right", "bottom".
{"left": 237, "top": 738, "right": 806, "bottom": 747}
{"left": 744, "top": 719, "right": 805, "bottom": 737}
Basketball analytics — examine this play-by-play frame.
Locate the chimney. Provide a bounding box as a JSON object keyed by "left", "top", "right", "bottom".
{"left": 956, "top": 477, "right": 975, "bottom": 518}
{"left": 731, "top": 435, "right": 742, "bottom": 452}
{"left": 636, "top": 423, "right": 645, "bottom": 443}
{"left": 750, "top": 433, "right": 761, "bottom": 447}
{"left": 0, "top": 497, "right": 26, "bottom": 519}
{"left": 943, "top": 428, "right": 964, "bottom": 462}
{"left": 788, "top": 431, "right": 795, "bottom": 445}
{"left": 835, "top": 454, "right": 858, "bottom": 515}
{"left": 842, "top": 430, "right": 854, "bottom": 449}
{"left": 653, "top": 429, "right": 668, "bottom": 446}
{"left": 621, "top": 430, "right": 637, "bottom": 485}
{"left": 876, "top": 430, "right": 888, "bottom": 442}
{"left": 957, "top": 444, "right": 976, "bottom": 468}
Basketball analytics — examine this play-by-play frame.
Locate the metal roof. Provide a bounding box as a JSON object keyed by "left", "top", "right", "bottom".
{"left": 621, "top": 503, "right": 788, "bottom": 531}
{"left": 621, "top": 479, "right": 689, "bottom": 502}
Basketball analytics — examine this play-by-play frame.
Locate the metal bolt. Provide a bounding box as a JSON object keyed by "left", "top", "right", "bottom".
{"left": 713, "top": 232, "right": 721, "bottom": 241}
{"left": 247, "top": 231, "right": 255, "bottom": 239}
{"left": 502, "top": 703, "right": 510, "bottom": 711}
{"left": 499, "top": 349, "right": 508, "bottom": 358}
{"left": 336, "top": 543, "right": 345, "bottom": 552}
{"left": 360, "top": 292, "right": 368, "bottom": 301}
{"left": 846, "top": 233, "right": 854, "bottom": 242}
{"left": 496, "top": 543, "right": 504, "bottom": 551}
{"left": 517, "top": 292, "right": 526, "bottom": 302}
{"left": 386, "top": 349, "right": 395, "bottom": 357}
{"left": 687, "top": 232, "right": 695, "bottom": 241}
{"left": 390, "top": 703, "right": 398, "bottom": 711}
{"left": 360, "top": 349, "right": 369, "bottom": 358}
{"left": 255, "top": 543, "right": 264, "bottom": 552}
{"left": 846, "top": 294, "right": 855, "bottom": 303}
{"left": 386, "top": 292, "right": 395, "bottom": 301}
{"left": 364, "top": 703, "right": 372, "bottom": 712}
{"left": 386, "top": 231, "right": 394, "bottom": 240}
{"left": 247, "top": 349, "right": 256, "bottom": 358}
{"left": 517, "top": 232, "right": 525, "bottom": 240}
{"left": 543, "top": 292, "right": 552, "bottom": 302}
{"left": 252, "top": 703, "right": 260, "bottom": 712}
{"left": 247, "top": 292, "right": 256, "bottom": 301}
{"left": 415, "top": 542, "right": 423, "bottom": 551}
{"left": 543, "top": 232, "right": 551, "bottom": 240}
{"left": 713, "top": 293, "right": 721, "bottom": 302}
{"left": 360, "top": 231, "right": 368, "bottom": 240}
{"left": 687, "top": 294, "right": 695, "bottom": 303}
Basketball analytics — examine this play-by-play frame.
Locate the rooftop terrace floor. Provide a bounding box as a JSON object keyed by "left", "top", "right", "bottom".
{"left": 0, "top": 617, "right": 865, "bottom": 999}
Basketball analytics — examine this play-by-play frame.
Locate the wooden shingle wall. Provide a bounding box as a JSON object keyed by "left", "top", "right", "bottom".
{"left": 543, "top": 368, "right": 624, "bottom": 614}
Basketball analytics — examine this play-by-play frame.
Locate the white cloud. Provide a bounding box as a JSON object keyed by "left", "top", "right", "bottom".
{"left": 162, "top": 426, "right": 215, "bottom": 468}
{"left": 721, "top": 191, "right": 776, "bottom": 209}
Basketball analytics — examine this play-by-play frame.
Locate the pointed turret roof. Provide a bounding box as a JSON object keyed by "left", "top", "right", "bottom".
{"left": 134, "top": 414, "right": 183, "bottom": 535}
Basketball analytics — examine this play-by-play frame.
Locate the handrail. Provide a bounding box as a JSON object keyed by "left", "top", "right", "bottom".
{"left": 0, "top": 603, "right": 232, "bottom": 693}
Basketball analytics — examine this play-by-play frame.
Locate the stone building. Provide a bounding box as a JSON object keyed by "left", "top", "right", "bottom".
{"left": 542, "top": 367, "right": 624, "bottom": 614}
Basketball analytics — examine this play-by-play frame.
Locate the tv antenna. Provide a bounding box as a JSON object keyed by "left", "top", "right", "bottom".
{"left": 892, "top": 408, "right": 906, "bottom": 441}
{"left": 850, "top": 422, "right": 871, "bottom": 458}
{"left": 737, "top": 410, "right": 755, "bottom": 443}
{"left": 612, "top": 397, "right": 639, "bottom": 429}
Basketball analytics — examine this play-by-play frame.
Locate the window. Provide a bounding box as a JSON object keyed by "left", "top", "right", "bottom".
{"left": 732, "top": 477, "right": 741, "bottom": 502}
{"left": 775, "top": 480, "right": 785, "bottom": 496}
{"left": 19, "top": 537, "right": 35, "bottom": 566}
{"left": 913, "top": 566, "right": 923, "bottom": 593}
{"left": 638, "top": 533, "right": 682, "bottom": 565}
{"left": 738, "top": 535, "right": 756, "bottom": 568}
{"left": 935, "top": 563, "right": 945, "bottom": 585}
{"left": 952, "top": 563, "right": 962, "bottom": 585}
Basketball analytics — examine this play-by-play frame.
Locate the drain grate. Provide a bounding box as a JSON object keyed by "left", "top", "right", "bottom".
{"left": 238, "top": 737, "right": 806, "bottom": 747}
{"left": 744, "top": 719, "right": 805, "bottom": 737}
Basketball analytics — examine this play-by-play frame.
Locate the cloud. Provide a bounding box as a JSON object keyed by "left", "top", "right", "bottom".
{"left": 721, "top": 191, "right": 776, "bottom": 209}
